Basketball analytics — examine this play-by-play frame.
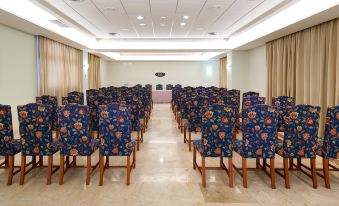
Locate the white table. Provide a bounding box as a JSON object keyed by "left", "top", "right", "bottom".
{"left": 152, "top": 90, "right": 172, "bottom": 103}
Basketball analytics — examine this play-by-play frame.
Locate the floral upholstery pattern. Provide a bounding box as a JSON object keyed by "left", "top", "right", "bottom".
{"left": 193, "top": 104, "right": 235, "bottom": 157}
{"left": 17, "top": 103, "right": 58, "bottom": 156}
{"left": 242, "top": 96, "right": 266, "bottom": 112}
{"left": 277, "top": 105, "right": 320, "bottom": 158}
{"left": 99, "top": 103, "right": 136, "bottom": 156}
{"left": 68, "top": 91, "right": 84, "bottom": 104}
{"left": 272, "top": 96, "right": 295, "bottom": 132}
{"left": 234, "top": 105, "right": 278, "bottom": 158}
{"left": 0, "top": 104, "right": 21, "bottom": 156}
{"left": 186, "top": 96, "right": 209, "bottom": 132}
{"left": 62, "top": 95, "right": 82, "bottom": 105}
{"left": 243, "top": 91, "right": 259, "bottom": 98}
{"left": 57, "top": 104, "right": 99, "bottom": 156}
{"left": 36, "top": 95, "right": 58, "bottom": 130}
{"left": 87, "top": 90, "right": 100, "bottom": 131}
{"left": 318, "top": 106, "right": 339, "bottom": 158}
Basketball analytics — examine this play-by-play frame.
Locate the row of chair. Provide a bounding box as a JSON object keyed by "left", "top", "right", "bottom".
{"left": 172, "top": 86, "right": 338, "bottom": 189}
{"left": 0, "top": 86, "right": 152, "bottom": 186}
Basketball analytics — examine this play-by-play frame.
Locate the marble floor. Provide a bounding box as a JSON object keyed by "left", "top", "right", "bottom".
{"left": 1, "top": 104, "right": 339, "bottom": 206}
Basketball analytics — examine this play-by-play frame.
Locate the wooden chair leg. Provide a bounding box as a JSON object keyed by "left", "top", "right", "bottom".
{"left": 220, "top": 156, "right": 223, "bottom": 168}
{"left": 323, "top": 158, "right": 330, "bottom": 189}
{"left": 106, "top": 156, "right": 109, "bottom": 166}
{"left": 270, "top": 158, "right": 276, "bottom": 189}
{"left": 86, "top": 156, "right": 91, "bottom": 185}
{"left": 126, "top": 155, "right": 131, "bottom": 185}
{"left": 193, "top": 147, "right": 196, "bottom": 169}
{"left": 20, "top": 155, "right": 26, "bottom": 185}
{"left": 73, "top": 156, "right": 77, "bottom": 166}
{"left": 32, "top": 156, "right": 36, "bottom": 167}
{"left": 311, "top": 158, "right": 317, "bottom": 189}
{"left": 297, "top": 158, "right": 301, "bottom": 169}
{"left": 99, "top": 156, "right": 104, "bottom": 186}
{"left": 133, "top": 148, "right": 136, "bottom": 169}
{"left": 180, "top": 118, "right": 183, "bottom": 133}
{"left": 47, "top": 155, "right": 53, "bottom": 185}
{"left": 256, "top": 158, "right": 260, "bottom": 169}
{"left": 228, "top": 158, "right": 234, "bottom": 188}
{"left": 141, "top": 129, "right": 144, "bottom": 143}
{"left": 66, "top": 156, "right": 70, "bottom": 168}
{"left": 39, "top": 155, "right": 43, "bottom": 166}
{"left": 59, "top": 155, "right": 64, "bottom": 185}
{"left": 283, "top": 158, "right": 290, "bottom": 188}
{"left": 184, "top": 127, "right": 186, "bottom": 143}
{"left": 7, "top": 156, "right": 14, "bottom": 185}
{"left": 202, "top": 157, "right": 206, "bottom": 187}
{"left": 188, "top": 132, "right": 192, "bottom": 152}
{"left": 242, "top": 158, "right": 248, "bottom": 188}
{"left": 137, "top": 131, "right": 140, "bottom": 151}
{"left": 289, "top": 158, "right": 293, "bottom": 169}
{"left": 5, "top": 156, "right": 9, "bottom": 167}
{"left": 263, "top": 158, "right": 267, "bottom": 171}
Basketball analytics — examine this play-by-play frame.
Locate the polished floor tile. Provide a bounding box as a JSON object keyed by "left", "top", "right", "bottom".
{"left": 1, "top": 104, "right": 339, "bottom": 206}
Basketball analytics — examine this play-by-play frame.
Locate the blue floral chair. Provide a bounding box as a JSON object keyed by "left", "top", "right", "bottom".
{"left": 98, "top": 103, "right": 136, "bottom": 185}
{"left": 0, "top": 104, "right": 21, "bottom": 185}
{"left": 233, "top": 105, "right": 278, "bottom": 188}
{"left": 156, "top": 84, "right": 163, "bottom": 90}
{"left": 184, "top": 96, "right": 209, "bottom": 151}
{"left": 166, "top": 84, "right": 173, "bottom": 90}
{"left": 242, "top": 96, "right": 266, "bottom": 112}
{"left": 68, "top": 91, "right": 84, "bottom": 104}
{"left": 316, "top": 105, "right": 339, "bottom": 189}
{"left": 276, "top": 105, "right": 320, "bottom": 188}
{"left": 57, "top": 104, "right": 99, "bottom": 185}
{"left": 86, "top": 90, "right": 100, "bottom": 138}
{"left": 62, "top": 95, "right": 82, "bottom": 105}
{"left": 17, "top": 103, "right": 59, "bottom": 185}
{"left": 36, "top": 95, "right": 58, "bottom": 131}
{"left": 193, "top": 104, "right": 236, "bottom": 187}
{"left": 272, "top": 96, "right": 295, "bottom": 132}
{"left": 243, "top": 91, "right": 259, "bottom": 98}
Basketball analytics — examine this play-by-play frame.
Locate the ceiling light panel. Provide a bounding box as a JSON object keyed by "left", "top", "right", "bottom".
{"left": 171, "top": 0, "right": 206, "bottom": 38}
{"left": 149, "top": 0, "right": 177, "bottom": 38}
{"left": 186, "top": 0, "right": 234, "bottom": 38}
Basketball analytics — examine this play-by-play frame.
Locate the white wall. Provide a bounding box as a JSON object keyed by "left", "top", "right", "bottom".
{"left": 102, "top": 60, "right": 219, "bottom": 88}
{"left": 230, "top": 45, "right": 267, "bottom": 97}
{"left": 0, "top": 24, "right": 37, "bottom": 135}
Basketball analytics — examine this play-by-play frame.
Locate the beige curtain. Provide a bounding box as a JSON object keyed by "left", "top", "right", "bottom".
{"left": 88, "top": 53, "right": 101, "bottom": 89}
{"left": 219, "top": 57, "right": 227, "bottom": 88}
{"left": 39, "top": 36, "right": 81, "bottom": 103}
{"left": 267, "top": 18, "right": 339, "bottom": 136}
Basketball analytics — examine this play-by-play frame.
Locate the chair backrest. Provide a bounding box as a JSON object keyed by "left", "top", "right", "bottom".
{"left": 242, "top": 96, "right": 265, "bottom": 112}
{"left": 283, "top": 105, "right": 321, "bottom": 158}
{"left": 156, "top": 84, "right": 163, "bottom": 90}
{"left": 99, "top": 103, "right": 133, "bottom": 156}
{"left": 241, "top": 105, "right": 278, "bottom": 158}
{"left": 0, "top": 104, "right": 15, "bottom": 156}
{"left": 243, "top": 91, "right": 259, "bottom": 98}
{"left": 57, "top": 104, "right": 94, "bottom": 156}
{"left": 272, "top": 96, "right": 296, "bottom": 132}
{"left": 187, "top": 96, "right": 208, "bottom": 132}
{"left": 200, "top": 104, "right": 235, "bottom": 157}
{"left": 166, "top": 84, "right": 173, "bottom": 90}
{"left": 36, "top": 95, "right": 58, "bottom": 130}
{"left": 62, "top": 95, "right": 82, "bottom": 105}
{"left": 322, "top": 106, "right": 339, "bottom": 158}
{"left": 17, "top": 103, "right": 54, "bottom": 155}
{"left": 68, "top": 91, "right": 84, "bottom": 104}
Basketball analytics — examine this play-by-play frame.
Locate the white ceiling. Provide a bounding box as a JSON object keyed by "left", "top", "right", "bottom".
{"left": 1, "top": 0, "right": 339, "bottom": 61}
{"left": 35, "top": 0, "right": 289, "bottom": 39}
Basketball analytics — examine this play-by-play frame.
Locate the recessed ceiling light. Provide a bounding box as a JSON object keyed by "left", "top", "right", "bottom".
{"left": 109, "top": 32, "right": 119, "bottom": 36}
{"left": 160, "top": 23, "right": 166, "bottom": 27}
{"left": 137, "top": 16, "right": 144, "bottom": 20}
{"left": 208, "top": 32, "right": 218, "bottom": 36}
{"left": 180, "top": 22, "right": 186, "bottom": 26}
{"left": 182, "top": 15, "right": 190, "bottom": 19}
{"left": 139, "top": 23, "right": 146, "bottom": 26}
{"left": 105, "top": 7, "right": 117, "bottom": 11}
{"left": 161, "top": 16, "right": 167, "bottom": 19}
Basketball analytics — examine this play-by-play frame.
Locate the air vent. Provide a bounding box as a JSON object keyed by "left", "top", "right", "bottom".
{"left": 49, "top": 19, "right": 69, "bottom": 28}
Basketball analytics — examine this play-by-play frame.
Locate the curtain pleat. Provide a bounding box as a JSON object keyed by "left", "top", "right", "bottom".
{"left": 88, "top": 53, "right": 101, "bottom": 89}
{"left": 267, "top": 18, "right": 339, "bottom": 136}
{"left": 39, "top": 36, "right": 81, "bottom": 104}
{"left": 219, "top": 57, "right": 227, "bottom": 88}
